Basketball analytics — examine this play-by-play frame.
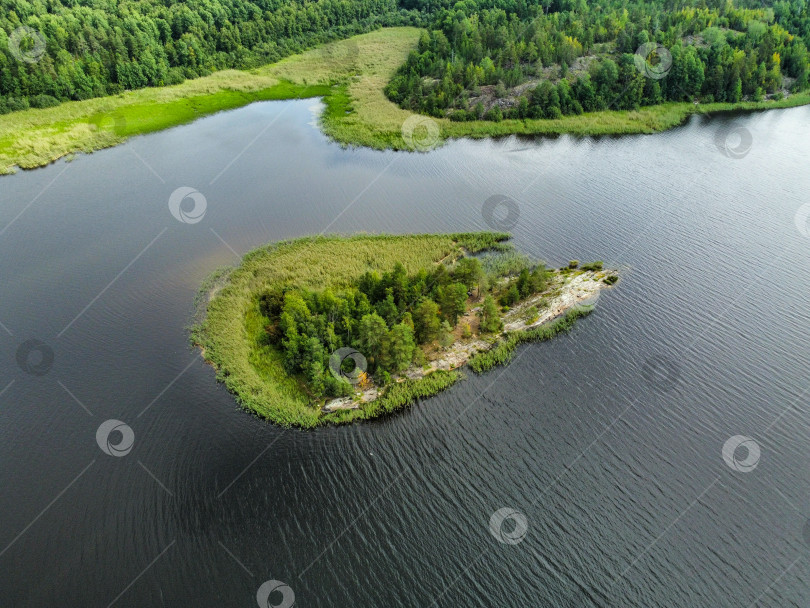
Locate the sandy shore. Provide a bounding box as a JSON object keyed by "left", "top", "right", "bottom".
{"left": 323, "top": 269, "right": 613, "bottom": 412}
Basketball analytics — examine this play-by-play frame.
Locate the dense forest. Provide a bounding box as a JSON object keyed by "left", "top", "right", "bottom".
{"left": 3, "top": 0, "right": 809, "bottom": 119}
{"left": 386, "top": 0, "right": 810, "bottom": 120}
{"left": 0, "top": 0, "right": 417, "bottom": 113}
{"left": 259, "top": 252, "right": 550, "bottom": 400}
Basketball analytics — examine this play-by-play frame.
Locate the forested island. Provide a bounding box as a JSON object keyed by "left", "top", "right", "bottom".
{"left": 193, "top": 233, "right": 617, "bottom": 427}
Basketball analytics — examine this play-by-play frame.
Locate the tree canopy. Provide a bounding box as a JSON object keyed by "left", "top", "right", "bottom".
{"left": 260, "top": 252, "right": 549, "bottom": 400}
{"left": 385, "top": 0, "right": 810, "bottom": 120}
{"left": 4, "top": 0, "right": 808, "bottom": 117}
{"left": 0, "top": 0, "right": 415, "bottom": 112}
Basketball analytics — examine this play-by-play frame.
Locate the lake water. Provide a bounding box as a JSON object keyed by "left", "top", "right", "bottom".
{"left": 1, "top": 100, "right": 810, "bottom": 607}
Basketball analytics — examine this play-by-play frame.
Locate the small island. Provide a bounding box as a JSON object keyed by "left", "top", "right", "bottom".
{"left": 192, "top": 233, "right": 618, "bottom": 427}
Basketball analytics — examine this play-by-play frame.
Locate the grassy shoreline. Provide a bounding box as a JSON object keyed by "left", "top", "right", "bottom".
{"left": 2, "top": 26, "right": 808, "bottom": 174}
{"left": 467, "top": 306, "right": 592, "bottom": 373}
{"left": 192, "top": 233, "right": 472, "bottom": 427}
{"left": 192, "top": 233, "right": 604, "bottom": 427}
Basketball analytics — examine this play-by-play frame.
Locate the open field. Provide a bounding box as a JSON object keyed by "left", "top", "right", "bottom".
{"left": 2, "top": 26, "right": 807, "bottom": 174}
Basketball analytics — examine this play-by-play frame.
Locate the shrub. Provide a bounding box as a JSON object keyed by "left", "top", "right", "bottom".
{"left": 485, "top": 106, "right": 503, "bottom": 121}
{"left": 500, "top": 284, "right": 520, "bottom": 306}
{"left": 30, "top": 94, "right": 60, "bottom": 109}
{"left": 568, "top": 260, "right": 579, "bottom": 269}
{"left": 323, "top": 374, "right": 353, "bottom": 397}
{"left": 165, "top": 68, "right": 186, "bottom": 86}
{"left": 0, "top": 97, "right": 30, "bottom": 114}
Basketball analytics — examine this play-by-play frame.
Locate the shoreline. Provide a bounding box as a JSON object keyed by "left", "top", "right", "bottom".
{"left": 191, "top": 233, "right": 617, "bottom": 427}
{"left": 192, "top": 233, "right": 483, "bottom": 428}
{"left": 2, "top": 27, "right": 808, "bottom": 175}
{"left": 322, "top": 268, "right": 611, "bottom": 413}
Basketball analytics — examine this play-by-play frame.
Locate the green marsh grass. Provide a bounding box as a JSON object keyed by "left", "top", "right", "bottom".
{"left": 2, "top": 27, "right": 808, "bottom": 174}
{"left": 467, "top": 307, "right": 592, "bottom": 374}
{"left": 193, "top": 233, "right": 505, "bottom": 428}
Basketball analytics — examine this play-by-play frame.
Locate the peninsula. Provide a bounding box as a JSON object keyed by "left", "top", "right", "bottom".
{"left": 192, "top": 233, "right": 618, "bottom": 427}
{"left": 3, "top": 19, "right": 810, "bottom": 174}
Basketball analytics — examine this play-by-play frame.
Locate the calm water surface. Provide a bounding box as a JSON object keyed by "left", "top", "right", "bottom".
{"left": 1, "top": 100, "right": 810, "bottom": 607}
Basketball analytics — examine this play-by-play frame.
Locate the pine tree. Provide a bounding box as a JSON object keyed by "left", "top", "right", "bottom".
{"left": 479, "top": 295, "right": 503, "bottom": 334}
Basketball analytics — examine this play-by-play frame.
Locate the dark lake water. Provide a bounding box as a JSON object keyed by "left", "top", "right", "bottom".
{"left": 2, "top": 100, "right": 810, "bottom": 607}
